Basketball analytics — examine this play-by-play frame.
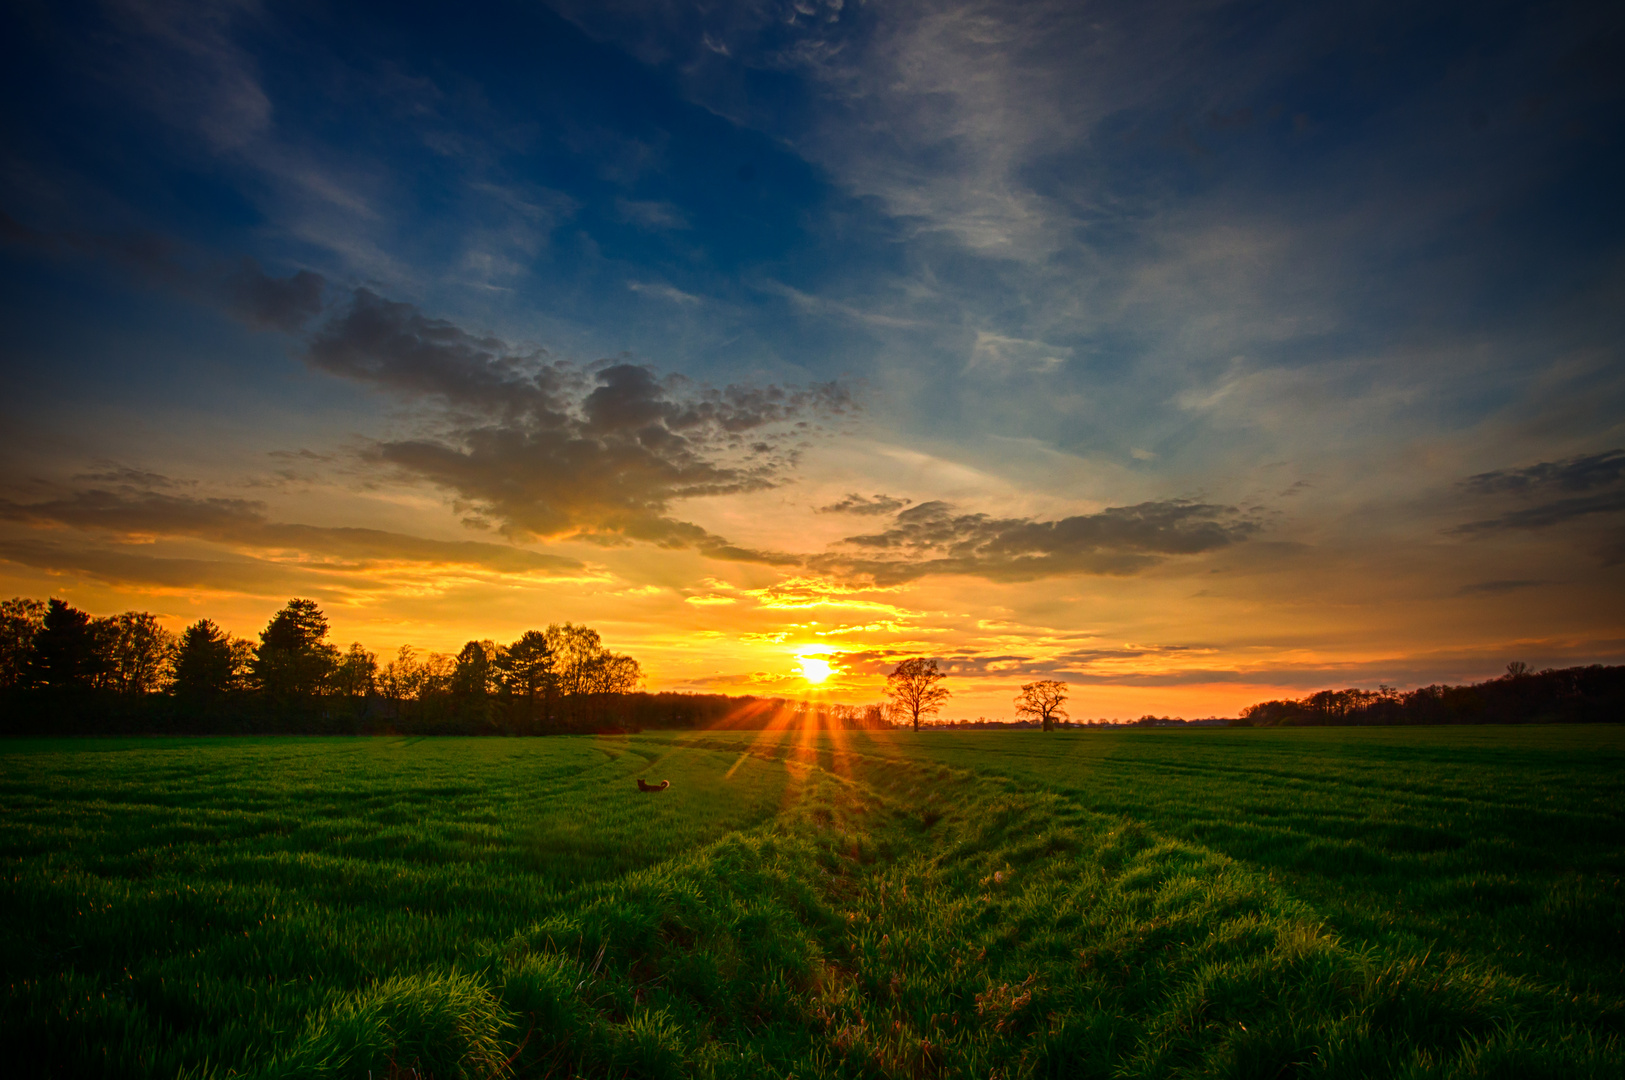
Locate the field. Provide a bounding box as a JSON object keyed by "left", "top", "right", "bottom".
{"left": 2, "top": 727, "right": 1621, "bottom": 1078}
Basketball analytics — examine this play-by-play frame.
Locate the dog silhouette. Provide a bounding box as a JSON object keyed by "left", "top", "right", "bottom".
{"left": 637, "top": 778, "right": 670, "bottom": 792}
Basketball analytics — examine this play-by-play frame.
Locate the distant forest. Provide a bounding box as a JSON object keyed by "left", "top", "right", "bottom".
{"left": 0, "top": 596, "right": 889, "bottom": 737}
{"left": 1, "top": 595, "right": 1620, "bottom": 735}
{"left": 1236, "top": 663, "right": 1625, "bottom": 726}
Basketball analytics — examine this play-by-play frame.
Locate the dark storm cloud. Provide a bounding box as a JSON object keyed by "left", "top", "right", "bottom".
{"left": 810, "top": 499, "right": 1255, "bottom": 583}
{"left": 306, "top": 288, "right": 848, "bottom": 557}
{"left": 1452, "top": 448, "right": 1625, "bottom": 536}
{"left": 816, "top": 493, "right": 913, "bottom": 516}
{"left": 0, "top": 485, "right": 581, "bottom": 575}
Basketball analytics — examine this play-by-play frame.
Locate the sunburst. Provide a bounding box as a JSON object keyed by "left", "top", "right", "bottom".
{"left": 797, "top": 656, "right": 835, "bottom": 684}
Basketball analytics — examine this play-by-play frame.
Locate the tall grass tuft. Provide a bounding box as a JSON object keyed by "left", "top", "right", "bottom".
{"left": 262, "top": 971, "right": 510, "bottom": 1080}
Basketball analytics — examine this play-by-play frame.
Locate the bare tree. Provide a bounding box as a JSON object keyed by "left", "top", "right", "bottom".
{"left": 1015, "top": 680, "right": 1069, "bottom": 731}
{"left": 886, "top": 658, "right": 951, "bottom": 732}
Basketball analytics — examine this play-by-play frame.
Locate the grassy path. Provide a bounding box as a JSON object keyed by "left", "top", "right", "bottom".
{"left": 2, "top": 729, "right": 1621, "bottom": 1077}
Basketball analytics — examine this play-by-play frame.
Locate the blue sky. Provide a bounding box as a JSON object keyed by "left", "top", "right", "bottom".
{"left": 1, "top": 0, "right": 1622, "bottom": 715}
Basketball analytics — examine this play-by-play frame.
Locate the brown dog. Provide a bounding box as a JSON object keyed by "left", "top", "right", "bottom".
{"left": 637, "top": 778, "right": 670, "bottom": 792}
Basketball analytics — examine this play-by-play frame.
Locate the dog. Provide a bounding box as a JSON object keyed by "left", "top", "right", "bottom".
{"left": 637, "top": 778, "right": 670, "bottom": 792}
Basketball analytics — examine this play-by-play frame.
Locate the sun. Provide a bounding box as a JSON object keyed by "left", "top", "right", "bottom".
{"left": 797, "top": 656, "right": 835, "bottom": 684}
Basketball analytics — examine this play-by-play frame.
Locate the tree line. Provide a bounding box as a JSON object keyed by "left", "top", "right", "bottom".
{"left": 1236, "top": 662, "right": 1625, "bottom": 726}
{"left": 0, "top": 596, "right": 919, "bottom": 737}
{"left": 0, "top": 596, "right": 644, "bottom": 735}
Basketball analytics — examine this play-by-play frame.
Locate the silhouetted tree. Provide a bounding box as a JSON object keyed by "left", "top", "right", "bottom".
{"left": 94, "top": 612, "right": 175, "bottom": 694}
{"left": 582, "top": 652, "right": 642, "bottom": 695}
{"left": 886, "top": 657, "right": 951, "bottom": 732}
{"left": 495, "top": 631, "right": 552, "bottom": 730}
{"left": 1015, "top": 679, "right": 1069, "bottom": 731}
{"left": 332, "top": 643, "right": 377, "bottom": 698}
{"left": 377, "top": 646, "right": 422, "bottom": 713}
{"left": 171, "top": 619, "right": 241, "bottom": 699}
{"left": 449, "top": 640, "right": 499, "bottom": 728}
{"left": 543, "top": 623, "right": 640, "bottom": 726}
{"left": 497, "top": 632, "right": 552, "bottom": 699}
{"left": 0, "top": 598, "right": 45, "bottom": 690}
{"left": 451, "top": 641, "right": 498, "bottom": 698}
{"left": 546, "top": 623, "right": 606, "bottom": 700}
{"left": 27, "top": 599, "right": 103, "bottom": 689}
{"left": 252, "top": 599, "right": 340, "bottom": 701}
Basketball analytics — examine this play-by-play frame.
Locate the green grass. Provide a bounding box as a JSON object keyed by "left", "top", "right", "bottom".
{"left": 2, "top": 727, "right": 1621, "bottom": 1077}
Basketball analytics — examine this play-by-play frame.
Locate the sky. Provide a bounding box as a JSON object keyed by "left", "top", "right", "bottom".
{"left": 1, "top": 0, "right": 1622, "bottom": 718}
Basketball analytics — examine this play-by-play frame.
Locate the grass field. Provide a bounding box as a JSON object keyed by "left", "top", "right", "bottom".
{"left": 2, "top": 726, "right": 1621, "bottom": 1078}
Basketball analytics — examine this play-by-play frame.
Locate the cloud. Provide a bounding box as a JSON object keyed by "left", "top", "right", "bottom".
{"left": 739, "top": 575, "right": 914, "bottom": 614}
{"left": 107, "top": 0, "right": 273, "bottom": 153}
{"left": 1461, "top": 448, "right": 1625, "bottom": 496}
{"left": 0, "top": 215, "right": 327, "bottom": 332}
{"left": 305, "top": 288, "right": 849, "bottom": 557}
{"left": 615, "top": 198, "right": 691, "bottom": 230}
{"left": 74, "top": 464, "right": 192, "bottom": 490}
{"left": 0, "top": 484, "right": 582, "bottom": 575}
{"left": 812, "top": 498, "right": 1256, "bottom": 583}
{"left": 628, "top": 280, "right": 703, "bottom": 304}
{"left": 0, "top": 536, "right": 302, "bottom": 595}
{"left": 1456, "top": 579, "right": 1547, "bottom": 595}
{"left": 967, "top": 332, "right": 1069, "bottom": 373}
{"left": 1452, "top": 448, "right": 1625, "bottom": 535}
{"left": 1451, "top": 492, "right": 1625, "bottom": 534}
{"left": 816, "top": 492, "right": 912, "bottom": 516}
{"left": 221, "top": 259, "right": 327, "bottom": 331}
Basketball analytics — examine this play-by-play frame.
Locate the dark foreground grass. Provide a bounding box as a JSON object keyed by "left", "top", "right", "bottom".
{"left": 1, "top": 727, "right": 1620, "bottom": 1078}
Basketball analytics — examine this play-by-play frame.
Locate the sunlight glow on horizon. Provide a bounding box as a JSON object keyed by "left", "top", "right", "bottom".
{"left": 797, "top": 656, "right": 835, "bottom": 684}
{"left": 0, "top": 0, "right": 1619, "bottom": 721}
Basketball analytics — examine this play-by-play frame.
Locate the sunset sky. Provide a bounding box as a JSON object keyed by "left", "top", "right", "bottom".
{"left": 2, "top": 0, "right": 1622, "bottom": 717}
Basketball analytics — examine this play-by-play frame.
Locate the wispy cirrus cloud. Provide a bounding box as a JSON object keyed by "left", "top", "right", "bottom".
{"left": 615, "top": 197, "right": 691, "bottom": 230}
{"left": 628, "top": 280, "right": 703, "bottom": 305}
